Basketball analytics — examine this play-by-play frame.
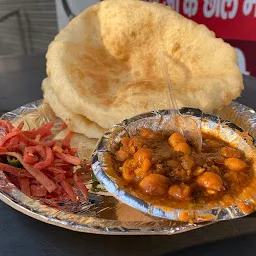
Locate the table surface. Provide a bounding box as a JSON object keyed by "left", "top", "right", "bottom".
{"left": 1, "top": 55, "right": 256, "bottom": 256}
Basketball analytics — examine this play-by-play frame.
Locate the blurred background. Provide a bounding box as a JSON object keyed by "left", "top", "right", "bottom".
{"left": 0, "top": 0, "right": 255, "bottom": 76}
{"left": 0, "top": 0, "right": 57, "bottom": 56}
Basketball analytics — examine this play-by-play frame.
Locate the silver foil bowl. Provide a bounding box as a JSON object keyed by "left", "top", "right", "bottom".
{"left": 92, "top": 108, "right": 256, "bottom": 222}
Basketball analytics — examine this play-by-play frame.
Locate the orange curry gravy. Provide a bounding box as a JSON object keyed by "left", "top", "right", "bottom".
{"left": 113, "top": 128, "right": 254, "bottom": 210}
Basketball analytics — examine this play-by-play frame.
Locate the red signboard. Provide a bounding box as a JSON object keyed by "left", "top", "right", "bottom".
{"left": 145, "top": 0, "right": 256, "bottom": 76}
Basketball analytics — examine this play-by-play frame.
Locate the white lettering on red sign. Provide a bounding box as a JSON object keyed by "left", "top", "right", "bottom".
{"left": 183, "top": 0, "right": 198, "bottom": 17}
{"left": 243, "top": 0, "right": 256, "bottom": 17}
{"left": 166, "top": 0, "right": 180, "bottom": 12}
{"left": 235, "top": 48, "right": 250, "bottom": 75}
{"left": 203, "top": 0, "right": 238, "bottom": 19}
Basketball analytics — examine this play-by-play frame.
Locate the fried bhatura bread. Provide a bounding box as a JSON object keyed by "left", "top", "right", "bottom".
{"left": 46, "top": 0, "right": 243, "bottom": 129}
{"left": 42, "top": 78, "right": 106, "bottom": 138}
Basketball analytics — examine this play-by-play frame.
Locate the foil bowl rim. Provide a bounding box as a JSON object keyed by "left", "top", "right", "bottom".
{"left": 92, "top": 107, "right": 256, "bottom": 223}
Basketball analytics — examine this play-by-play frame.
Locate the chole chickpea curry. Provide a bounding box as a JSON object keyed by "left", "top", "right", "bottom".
{"left": 114, "top": 128, "right": 253, "bottom": 209}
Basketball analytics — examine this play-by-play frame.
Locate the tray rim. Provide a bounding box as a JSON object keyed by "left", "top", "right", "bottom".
{"left": 0, "top": 100, "right": 254, "bottom": 235}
